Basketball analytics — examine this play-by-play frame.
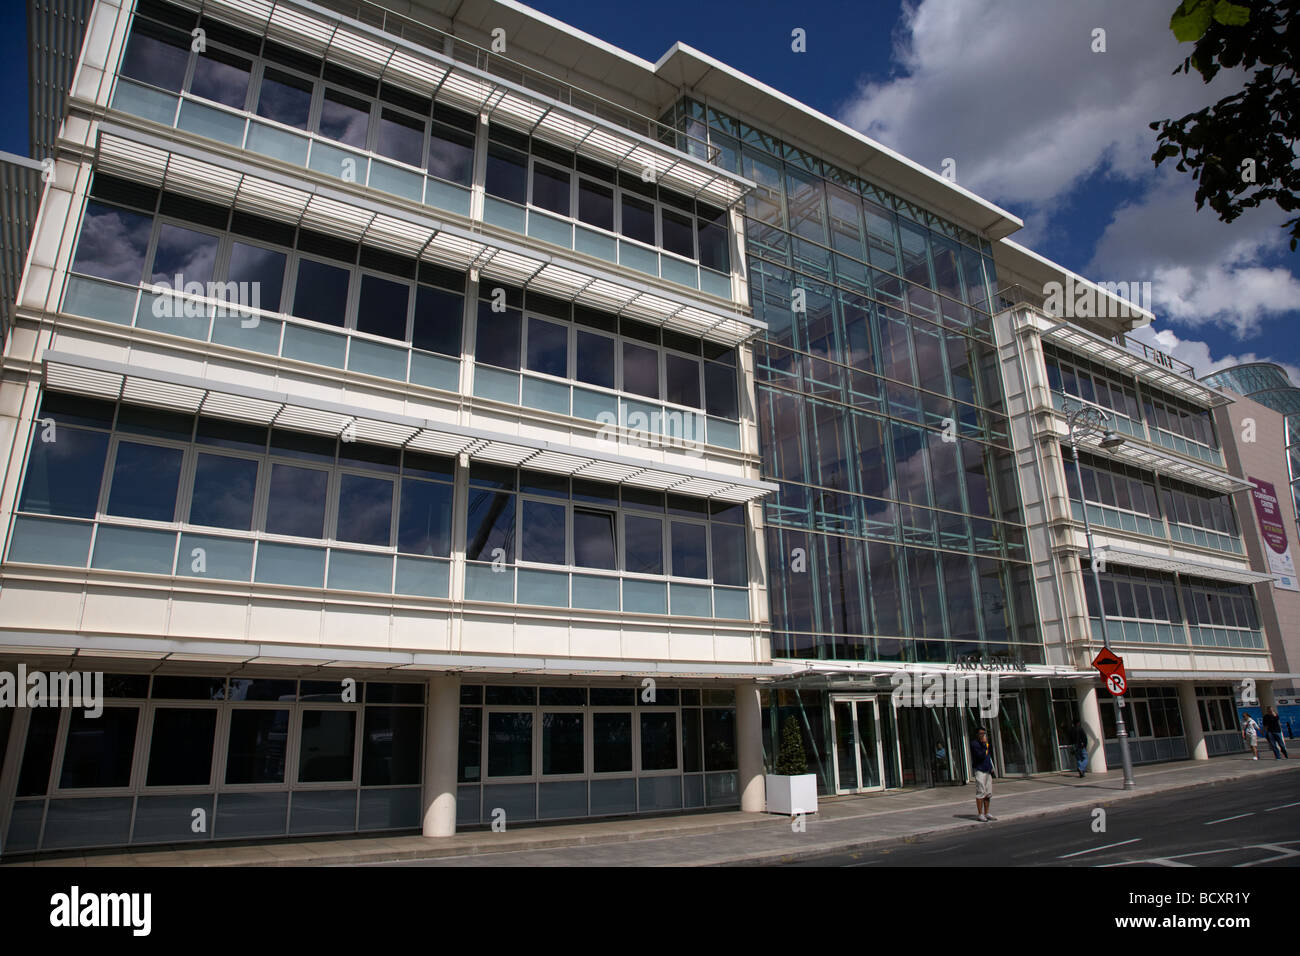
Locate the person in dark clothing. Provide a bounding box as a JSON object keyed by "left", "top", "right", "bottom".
{"left": 1262, "top": 707, "right": 1290, "bottom": 759}
{"left": 970, "top": 727, "right": 996, "bottom": 822}
{"left": 1070, "top": 719, "right": 1089, "bottom": 777}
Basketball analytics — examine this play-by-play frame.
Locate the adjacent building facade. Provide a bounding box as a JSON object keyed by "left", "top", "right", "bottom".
{"left": 0, "top": 0, "right": 1286, "bottom": 854}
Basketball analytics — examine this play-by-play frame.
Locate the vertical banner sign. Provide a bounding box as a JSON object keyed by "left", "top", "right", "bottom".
{"left": 1248, "top": 477, "right": 1299, "bottom": 591}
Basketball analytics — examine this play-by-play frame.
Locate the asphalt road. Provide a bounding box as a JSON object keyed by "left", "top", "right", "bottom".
{"left": 778, "top": 765, "right": 1300, "bottom": 867}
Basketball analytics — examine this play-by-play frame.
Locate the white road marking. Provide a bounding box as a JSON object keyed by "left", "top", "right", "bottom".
{"left": 1057, "top": 838, "right": 1140, "bottom": 859}
{"left": 1204, "top": 812, "right": 1255, "bottom": 825}
{"left": 1151, "top": 859, "right": 1193, "bottom": 867}
{"left": 1263, "top": 800, "right": 1300, "bottom": 813}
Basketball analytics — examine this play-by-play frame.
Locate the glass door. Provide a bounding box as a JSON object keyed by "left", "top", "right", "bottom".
{"left": 996, "top": 694, "right": 1031, "bottom": 776}
{"left": 829, "top": 697, "right": 885, "bottom": 793}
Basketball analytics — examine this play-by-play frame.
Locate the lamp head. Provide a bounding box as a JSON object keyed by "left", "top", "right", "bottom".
{"left": 1099, "top": 430, "right": 1125, "bottom": 450}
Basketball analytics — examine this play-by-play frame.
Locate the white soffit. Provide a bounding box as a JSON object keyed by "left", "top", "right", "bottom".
{"left": 1094, "top": 546, "right": 1276, "bottom": 585}
{"left": 1034, "top": 315, "right": 1230, "bottom": 408}
{"left": 40, "top": 352, "right": 777, "bottom": 503}
{"left": 186, "top": 0, "right": 755, "bottom": 208}
{"left": 93, "top": 127, "right": 762, "bottom": 347}
{"left": 1069, "top": 426, "right": 1252, "bottom": 494}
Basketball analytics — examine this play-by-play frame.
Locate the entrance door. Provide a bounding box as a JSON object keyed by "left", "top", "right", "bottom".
{"left": 830, "top": 697, "right": 885, "bottom": 793}
{"left": 900, "top": 707, "right": 968, "bottom": 787}
{"left": 996, "top": 694, "right": 1031, "bottom": 775}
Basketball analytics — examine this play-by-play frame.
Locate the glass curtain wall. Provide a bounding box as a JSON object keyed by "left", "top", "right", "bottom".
{"left": 667, "top": 98, "right": 1041, "bottom": 665}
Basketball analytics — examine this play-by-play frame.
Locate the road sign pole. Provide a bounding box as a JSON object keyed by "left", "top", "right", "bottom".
{"left": 1072, "top": 439, "right": 1137, "bottom": 790}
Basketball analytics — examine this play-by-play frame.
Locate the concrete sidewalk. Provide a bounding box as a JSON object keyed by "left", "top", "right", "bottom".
{"left": 4, "top": 755, "right": 1296, "bottom": 867}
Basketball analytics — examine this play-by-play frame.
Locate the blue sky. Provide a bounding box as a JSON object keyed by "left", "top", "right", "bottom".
{"left": 4, "top": 0, "right": 1297, "bottom": 379}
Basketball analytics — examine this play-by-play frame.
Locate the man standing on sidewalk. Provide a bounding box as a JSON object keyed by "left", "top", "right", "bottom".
{"left": 1262, "top": 707, "right": 1290, "bottom": 759}
{"left": 971, "top": 727, "right": 996, "bottom": 822}
{"left": 1071, "top": 718, "right": 1089, "bottom": 777}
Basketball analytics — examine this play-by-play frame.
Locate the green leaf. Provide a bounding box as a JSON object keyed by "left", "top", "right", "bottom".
{"left": 1170, "top": 0, "right": 1213, "bottom": 41}
{"left": 1211, "top": 1, "right": 1251, "bottom": 26}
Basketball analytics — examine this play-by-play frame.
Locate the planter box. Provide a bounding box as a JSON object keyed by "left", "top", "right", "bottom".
{"left": 765, "top": 773, "right": 818, "bottom": 815}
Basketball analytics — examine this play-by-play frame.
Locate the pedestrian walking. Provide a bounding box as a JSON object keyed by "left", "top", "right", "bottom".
{"left": 1262, "top": 707, "right": 1290, "bottom": 759}
{"left": 1242, "top": 712, "right": 1261, "bottom": 760}
{"left": 1070, "top": 718, "right": 1089, "bottom": 777}
{"left": 970, "top": 727, "right": 996, "bottom": 822}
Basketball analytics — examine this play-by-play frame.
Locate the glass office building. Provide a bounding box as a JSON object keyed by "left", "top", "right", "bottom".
{"left": 0, "top": 0, "right": 1284, "bottom": 853}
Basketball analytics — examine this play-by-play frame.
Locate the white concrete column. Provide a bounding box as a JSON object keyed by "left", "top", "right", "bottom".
{"left": 422, "top": 674, "right": 461, "bottom": 838}
{"left": 1077, "top": 682, "right": 1109, "bottom": 774}
{"left": 1178, "top": 681, "right": 1208, "bottom": 761}
{"left": 1258, "top": 679, "right": 1275, "bottom": 711}
{"left": 735, "top": 681, "right": 766, "bottom": 813}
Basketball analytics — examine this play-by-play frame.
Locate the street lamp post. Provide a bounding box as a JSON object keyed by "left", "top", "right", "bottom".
{"left": 1065, "top": 404, "right": 1137, "bottom": 790}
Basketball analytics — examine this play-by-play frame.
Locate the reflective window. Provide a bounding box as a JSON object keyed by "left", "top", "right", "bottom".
{"left": 575, "top": 331, "right": 615, "bottom": 389}
{"left": 486, "top": 145, "right": 528, "bottom": 204}
{"left": 475, "top": 302, "right": 521, "bottom": 370}
{"left": 19, "top": 427, "right": 109, "bottom": 518}
{"left": 427, "top": 112, "right": 476, "bottom": 185}
{"left": 355, "top": 273, "right": 410, "bottom": 341}
{"left": 578, "top": 180, "right": 614, "bottom": 231}
{"left": 398, "top": 478, "right": 453, "bottom": 556}
{"left": 151, "top": 223, "right": 219, "bottom": 287}
{"left": 336, "top": 473, "right": 394, "bottom": 546}
{"left": 107, "top": 441, "right": 183, "bottom": 521}
{"left": 297, "top": 710, "right": 357, "bottom": 782}
{"left": 256, "top": 67, "right": 313, "bottom": 130}
{"left": 487, "top": 712, "right": 532, "bottom": 777}
{"left": 146, "top": 708, "right": 216, "bottom": 786}
{"left": 640, "top": 712, "right": 677, "bottom": 770}
{"left": 227, "top": 242, "right": 286, "bottom": 313}
{"left": 189, "top": 453, "right": 257, "bottom": 530}
{"left": 661, "top": 208, "right": 695, "bottom": 258}
{"left": 573, "top": 508, "right": 616, "bottom": 570}
{"left": 702, "top": 708, "right": 736, "bottom": 770}
{"left": 225, "top": 709, "right": 289, "bottom": 783}
{"left": 59, "top": 708, "right": 138, "bottom": 789}
{"left": 465, "top": 489, "right": 515, "bottom": 561}
{"left": 292, "top": 259, "right": 350, "bottom": 327}
{"left": 710, "top": 522, "right": 747, "bottom": 586}
{"left": 411, "top": 286, "right": 463, "bottom": 356}
{"left": 621, "top": 195, "right": 655, "bottom": 244}
{"left": 704, "top": 362, "right": 738, "bottom": 419}
{"left": 266, "top": 463, "right": 329, "bottom": 538}
{"left": 671, "top": 521, "right": 708, "bottom": 578}
{"left": 120, "top": 19, "right": 190, "bottom": 91}
{"left": 376, "top": 108, "right": 424, "bottom": 166}
{"left": 190, "top": 48, "right": 252, "bottom": 109}
{"left": 541, "top": 712, "right": 584, "bottom": 775}
{"left": 622, "top": 342, "right": 659, "bottom": 399}
{"left": 623, "top": 514, "right": 663, "bottom": 574}
{"left": 72, "top": 202, "right": 153, "bottom": 284}
{"left": 318, "top": 87, "right": 371, "bottom": 148}
{"left": 666, "top": 353, "right": 701, "bottom": 408}
{"left": 593, "top": 712, "right": 632, "bottom": 773}
{"left": 521, "top": 498, "right": 566, "bottom": 565}
{"left": 361, "top": 706, "right": 422, "bottom": 785}
{"left": 532, "top": 163, "right": 571, "bottom": 216}
{"left": 526, "top": 317, "right": 568, "bottom": 377}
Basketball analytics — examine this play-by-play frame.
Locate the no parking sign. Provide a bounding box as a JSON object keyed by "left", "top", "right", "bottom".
{"left": 1092, "top": 649, "right": 1128, "bottom": 697}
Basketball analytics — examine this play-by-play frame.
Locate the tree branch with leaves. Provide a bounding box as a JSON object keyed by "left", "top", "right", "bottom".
{"left": 1151, "top": 0, "right": 1300, "bottom": 249}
